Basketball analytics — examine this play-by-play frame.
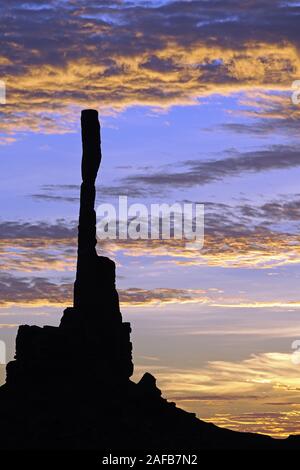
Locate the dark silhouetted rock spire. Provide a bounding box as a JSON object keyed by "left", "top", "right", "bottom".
{"left": 73, "top": 110, "right": 121, "bottom": 321}
{"left": 5, "top": 109, "right": 134, "bottom": 390}
{"left": 77, "top": 109, "right": 101, "bottom": 260}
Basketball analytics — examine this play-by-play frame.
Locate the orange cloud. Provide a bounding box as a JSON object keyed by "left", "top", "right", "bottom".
{"left": 103, "top": 232, "right": 300, "bottom": 269}
{"left": 134, "top": 352, "right": 300, "bottom": 437}
{"left": 2, "top": 227, "right": 300, "bottom": 275}
{"left": 2, "top": 0, "right": 300, "bottom": 141}
{"left": 1, "top": 41, "right": 300, "bottom": 141}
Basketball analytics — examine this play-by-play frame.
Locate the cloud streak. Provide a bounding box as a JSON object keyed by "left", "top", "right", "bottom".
{"left": 4, "top": 190, "right": 300, "bottom": 275}
{"left": 136, "top": 352, "right": 300, "bottom": 437}
{"left": 2, "top": 271, "right": 300, "bottom": 310}
{"left": 124, "top": 145, "right": 300, "bottom": 188}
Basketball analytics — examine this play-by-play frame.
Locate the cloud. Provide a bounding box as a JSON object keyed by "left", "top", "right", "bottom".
{"left": 0, "top": 136, "right": 16, "bottom": 145}
{"left": 214, "top": 91, "right": 300, "bottom": 136}
{"left": 2, "top": 270, "right": 300, "bottom": 311}
{"left": 0, "top": 273, "right": 210, "bottom": 308}
{"left": 205, "top": 410, "right": 300, "bottom": 437}
{"left": 123, "top": 145, "right": 300, "bottom": 188}
{"left": 171, "top": 394, "right": 262, "bottom": 402}
{"left": 0, "top": 240, "right": 76, "bottom": 273}
{"left": 3, "top": 190, "right": 300, "bottom": 275}
{"left": 120, "top": 287, "right": 208, "bottom": 307}
{"left": 0, "top": 273, "right": 73, "bottom": 308}
{"left": 32, "top": 144, "right": 300, "bottom": 202}
{"left": 1, "top": 1, "right": 300, "bottom": 139}
{"left": 0, "top": 220, "right": 77, "bottom": 272}
{"left": 135, "top": 351, "right": 300, "bottom": 437}
{"left": 239, "top": 198, "right": 300, "bottom": 222}
{"left": 31, "top": 182, "right": 162, "bottom": 202}
{"left": 0, "top": 220, "right": 76, "bottom": 239}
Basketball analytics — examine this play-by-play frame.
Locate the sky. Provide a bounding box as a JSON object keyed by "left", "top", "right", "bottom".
{"left": 1, "top": 0, "right": 300, "bottom": 438}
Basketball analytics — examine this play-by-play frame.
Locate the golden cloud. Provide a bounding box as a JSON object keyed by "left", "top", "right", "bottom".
{"left": 134, "top": 352, "right": 300, "bottom": 437}
{"left": 103, "top": 232, "right": 300, "bottom": 269}
{"left": 1, "top": 41, "right": 300, "bottom": 142}
{"left": 2, "top": 227, "right": 300, "bottom": 275}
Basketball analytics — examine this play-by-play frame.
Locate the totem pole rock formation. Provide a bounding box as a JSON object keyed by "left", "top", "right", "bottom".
{"left": 5, "top": 110, "right": 133, "bottom": 389}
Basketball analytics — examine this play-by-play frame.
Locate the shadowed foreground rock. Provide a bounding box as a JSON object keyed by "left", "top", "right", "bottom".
{"left": 0, "top": 110, "right": 299, "bottom": 451}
